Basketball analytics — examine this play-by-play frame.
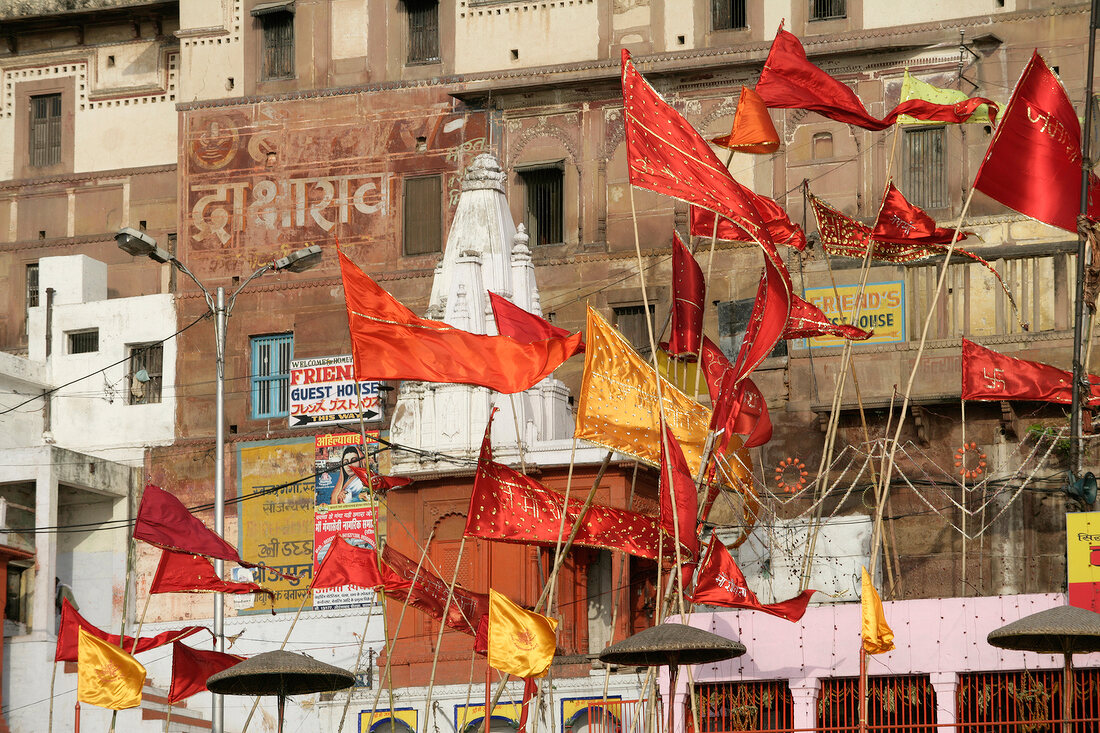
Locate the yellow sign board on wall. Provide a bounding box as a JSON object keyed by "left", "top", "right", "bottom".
{"left": 1067, "top": 512, "right": 1100, "bottom": 612}
{"left": 803, "top": 281, "right": 906, "bottom": 348}
{"left": 360, "top": 707, "right": 418, "bottom": 733}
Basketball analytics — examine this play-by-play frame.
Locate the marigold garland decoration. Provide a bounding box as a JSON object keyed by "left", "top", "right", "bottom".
{"left": 774, "top": 457, "right": 808, "bottom": 493}
{"left": 954, "top": 442, "right": 987, "bottom": 480}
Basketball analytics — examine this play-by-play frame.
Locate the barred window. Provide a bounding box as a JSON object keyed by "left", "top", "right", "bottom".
{"left": 520, "top": 166, "right": 564, "bottom": 246}
{"left": 251, "top": 333, "right": 293, "bottom": 419}
{"left": 810, "top": 0, "right": 846, "bottom": 21}
{"left": 29, "top": 93, "right": 62, "bottom": 168}
{"left": 406, "top": 0, "right": 440, "bottom": 64}
{"left": 128, "top": 342, "right": 163, "bottom": 405}
{"left": 712, "top": 0, "right": 747, "bottom": 30}
{"left": 613, "top": 304, "right": 656, "bottom": 357}
{"left": 67, "top": 329, "right": 99, "bottom": 354}
{"left": 403, "top": 175, "right": 443, "bottom": 256}
{"left": 902, "top": 126, "right": 948, "bottom": 210}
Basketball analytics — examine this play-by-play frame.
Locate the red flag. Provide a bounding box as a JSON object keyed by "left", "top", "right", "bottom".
{"left": 700, "top": 339, "right": 772, "bottom": 449}
{"left": 347, "top": 466, "right": 413, "bottom": 493}
{"left": 710, "top": 86, "right": 780, "bottom": 154}
{"left": 659, "top": 426, "right": 700, "bottom": 566}
{"left": 962, "top": 338, "right": 1100, "bottom": 404}
{"left": 782, "top": 294, "right": 872, "bottom": 341}
{"left": 382, "top": 545, "right": 489, "bottom": 637}
{"left": 464, "top": 422, "right": 667, "bottom": 560}
{"left": 622, "top": 49, "right": 772, "bottom": 248}
{"left": 167, "top": 642, "right": 244, "bottom": 704}
{"left": 488, "top": 292, "right": 584, "bottom": 352}
{"left": 340, "top": 249, "right": 583, "bottom": 394}
{"left": 150, "top": 550, "right": 275, "bottom": 605}
{"left": 973, "top": 51, "right": 1100, "bottom": 232}
{"left": 622, "top": 49, "right": 790, "bottom": 381}
{"left": 873, "top": 183, "right": 972, "bottom": 245}
{"left": 757, "top": 27, "right": 998, "bottom": 130}
{"left": 311, "top": 535, "right": 411, "bottom": 591}
{"left": 134, "top": 485, "right": 276, "bottom": 575}
{"left": 690, "top": 201, "right": 807, "bottom": 251}
{"left": 56, "top": 598, "right": 209, "bottom": 663}
{"left": 691, "top": 538, "right": 817, "bottom": 621}
{"left": 667, "top": 233, "right": 705, "bottom": 360}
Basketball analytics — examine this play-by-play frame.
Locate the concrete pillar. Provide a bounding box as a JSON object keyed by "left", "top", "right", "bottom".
{"left": 34, "top": 458, "right": 58, "bottom": 636}
{"left": 930, "top": 671, "right": 957, "bottom": 729}
{"left": 790, "top": 679, "right": 821, "bottom": 732}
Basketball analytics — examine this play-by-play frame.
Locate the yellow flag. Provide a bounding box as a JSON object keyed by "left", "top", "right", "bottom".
{"left": 898, "top": 69, "right": 991, "bottom": 125}
{"left": 576, "top": 307, "right": 751, "bottom": 484}
{"left": 860, "top": 567, "right": 895, "bottom": 654}
{"left": 77, "top": 627, "right": 146, "bottom": 710}
{"left": 487, "top": 589, "right": 558, "bottom": 678}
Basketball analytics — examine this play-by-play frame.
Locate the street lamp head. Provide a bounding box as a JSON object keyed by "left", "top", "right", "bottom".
{"left": 273, "top": 244, "right": 322, "bottom": 273}
{"left": 115, "top": 227, "right": 173, "bottom": 264}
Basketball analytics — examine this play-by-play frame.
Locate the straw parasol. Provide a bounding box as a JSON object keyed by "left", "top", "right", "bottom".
{"left": 599, "top": 623, "right": 745, "bottom": 733}
{"left": 987, "top": 605, "right": 1100, "bottom": 733}
{"left": 207, "top": 649, "right": 355, "bottom": 733}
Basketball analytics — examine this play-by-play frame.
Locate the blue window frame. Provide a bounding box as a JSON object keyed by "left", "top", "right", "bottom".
{"left": 250, "top": 333, "right": 293, "bottom": 419}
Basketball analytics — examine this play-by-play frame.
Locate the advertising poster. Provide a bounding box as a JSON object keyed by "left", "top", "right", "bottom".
{"left": 289, "top": 354, "right": 383, "bottom": 428}
{"left": 802, "top": 281, "right": 906, "bottom": 348}
{"left": 313, "top": 431, "right": 381, "bottom": 610}
{"left": 1067, "top": 512, "right": 1100, "bottom": 612}
{"left": 237, "top": 438, "right": 316, "bottom": 612}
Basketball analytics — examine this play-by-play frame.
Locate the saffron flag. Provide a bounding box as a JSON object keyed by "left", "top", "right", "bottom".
{"left": 167, "top": 642, "right": 244, "bottom": 704}
{"left": 347, "top": 466, "right": 413, "bottom": 493}
{"left": 710, "top": 85, "right": 780, "bottom": 154}
{"left": 489, "top": 292, "right": 583, "bottom": 350}
{"left": 56, "top": 598, "right": 208, "bottom": 663}
{"left": 861, "top": 567, "right": 895, "bottom": 654}
{"left": 150, "top": 550, "right": 275, "bottom": 605}
{"left": 667, "top": 233, "right": 706, "bottom": 360}
{"left": 339, "top": 249, "right": 583, "bottom": 394}
{"left": 465, "top": 416, "right": 668, "bottom": 560}
{"left": 77, "top": 628, "right": 146, "bottom": 710}
{"left": 873, "top": 183, "right": 972, "bottom": 245}
{"left": 134, "top": 485, "right": 273, "bottom": 575}
{"left": 659, "top": 426, "right": 700, "bottom": 582}
{"left": 961, "top": 338, "right": 1100, "bottom": 404}
{"left": 973, "top": 51, "right": 1100, "bottom": 233}
{"left": 690, "top": 201, "right": 807, "bottom": 251}
{"left": 487, "top": 589, "right": 558, "bottom": 678}
{"left": 575, "top": 307, "right": 752, "bottom": 482}
{"left": 757, "top": 27, "right": 999, "bottom": 130}
{"left": 691, "top": 538, "right": 816, "bottom": 622}
{"left": 898, "top": 70, "right": 995, "bottom": 125}
{"left": 382, "top": 545, "right": 489, "bottom": 637}
{"left": 782, "top": 294, "right": 873, "bottom": 342}
{"left": 311, "top": 535, "right": 411, "bottom": 592}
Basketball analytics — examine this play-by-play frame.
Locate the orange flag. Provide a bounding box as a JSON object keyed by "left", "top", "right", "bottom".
{"left": 860, "top": 567, "right": 894, "bottom": 654}
{"left": 487, "top": 589, "right": 557, "bottom": 678}
{"left": 710, "top": 86, "right": 780, "bottom": 154}
{"left": 77, "top": 628, "right": 146, "bottom": 710}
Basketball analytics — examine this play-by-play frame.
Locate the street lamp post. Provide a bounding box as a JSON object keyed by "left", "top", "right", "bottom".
{"left": 115, "top": 227, "right": 321, "bottom": 733}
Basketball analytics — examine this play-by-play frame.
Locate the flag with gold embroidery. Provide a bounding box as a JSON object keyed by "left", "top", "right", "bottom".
{"left": 576, "top": 307, "right": 720, "bottom": 478}
{"left": 487, "top": 589, "right": 557, "bottom": 678}
{"left": 77, "top": 627, "right": 146, "bottom": 710}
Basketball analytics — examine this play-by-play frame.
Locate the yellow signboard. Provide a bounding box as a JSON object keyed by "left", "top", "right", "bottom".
{"left": 360, "top": 707, "right": 418, "bottom": 733}
{"left": 237, "top": 438, "right": 315, "bottom": 612}
{"left": 454, "top": 702, "right": 524, "bottom": 733}
{"left": 803, "top": 281, "right": 906, "bottom": 348}
{"left": 1067, "top": 512, "right": 1100, "bottom": 612}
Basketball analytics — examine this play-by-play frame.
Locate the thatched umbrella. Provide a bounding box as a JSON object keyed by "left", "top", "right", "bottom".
{"left": 599, "top": 623, "right": 745, "bottom": 733}
{"left": 987, "top": 605, "right": 1100, "bottom": 733}
{"left": 207, "top": 649, "right": 355, "bottom": 733}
